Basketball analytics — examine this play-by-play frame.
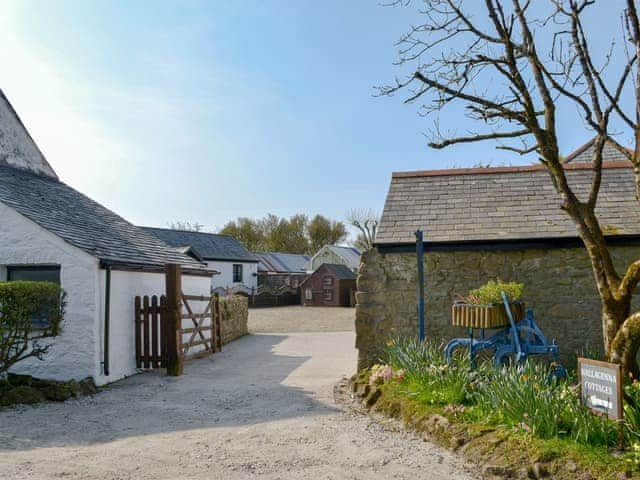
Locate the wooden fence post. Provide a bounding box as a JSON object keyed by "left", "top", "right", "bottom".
{"left": 165, "top": 263, "right": 183, "bottom": 376}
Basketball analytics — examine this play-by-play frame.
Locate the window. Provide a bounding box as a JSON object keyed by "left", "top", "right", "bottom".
{"left": 305, "top": 288, "right": 312, "bottom": 300}
{"left": 6, "top": 266, "right": 61, "bottom": 329}
{"left": 322, "top": 276, "right": 333, "bottom": 287}
{"left": 7, "top": 266, "right": 60, "bottom": 284}
{"left": 323, "top": 289, "right": 333, "bottom": 302}
{"left": 232, "top": 264, "right": 243, "bottom": 283}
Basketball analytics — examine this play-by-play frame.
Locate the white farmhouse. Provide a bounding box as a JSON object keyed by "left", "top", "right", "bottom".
{"left": 142, "top": 227, "right": 259, "bottom": 293}
{"left": 0, "top": 90, "right": 213, "bottom": 385}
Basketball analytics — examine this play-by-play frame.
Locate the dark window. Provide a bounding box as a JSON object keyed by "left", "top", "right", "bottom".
{"left": 232, "top": 264, "right": 243, "bottom": 283}
{"left": 6, "top": 266, "right": 61, "bottom": 329}
{"left": 7, "top": 266, "right": 60, "bottom": 284}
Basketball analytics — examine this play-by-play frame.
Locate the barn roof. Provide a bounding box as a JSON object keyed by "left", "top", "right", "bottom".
{"left": 300, "top": 263, "right": 356, "bottom": 286}
{"left": 377, "top": 151, "right": 640, "bottom": 246}
{"left": 311, "top": 245, "right": 361, "bottom": 271}
{"left": 0, "top": 165, "right": 211, "bottom": 274}
{"left": 142, "top": 227, "right": 258, "bottom": 263}
{"left": 254, "top": 252, "right": 310, "bottom": 273}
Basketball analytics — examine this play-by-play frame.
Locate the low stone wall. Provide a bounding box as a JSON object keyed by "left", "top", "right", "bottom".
{"left": 220, "top": 295, "right": 249, "bottom": 345}
{"left": 355, "top": 245, "right": 640, "bottom": 370}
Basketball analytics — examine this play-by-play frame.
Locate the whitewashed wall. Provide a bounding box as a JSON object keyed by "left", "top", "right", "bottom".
{"left": 98, "top": 269, "right": 211, "bottom": 385}
{"left": 0, "top": 201, "right": 101, "bottom": 382}
{"left": 208, "top": 260, "right": 258, "bottom": 290}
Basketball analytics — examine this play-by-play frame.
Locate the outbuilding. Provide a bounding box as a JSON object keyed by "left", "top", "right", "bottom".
{"left": 0, "top": 90, "right": 214, "bottom": 385}
{"left": 355, "top": 140, "right": 640, "bottom": 369}
{"left": 308, "top": 245, "right": 361, "bottom": 273}
{"left": 300, "top": 263, "right": 356, "bottom": 307}
{"left": 142, "top": 227, "right": 259, "bottom": 294}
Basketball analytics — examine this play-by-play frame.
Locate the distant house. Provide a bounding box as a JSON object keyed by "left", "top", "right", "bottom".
{"left": 308, "top": 245, "right": 362, "bottom": 273}
{"left": 254, "top": 252, "right": 310, "bottom": 289}
{"left": 142, "top": 228, "right": 259, "bottom": 293}
{"left": 300, "top": 263, "right": 356, "bottom": 307}
{"left": 355, "top": 139, "right": 640, "bottom": 369}
{"left": 0, "top": 90, "right": 213, "bottom": 385}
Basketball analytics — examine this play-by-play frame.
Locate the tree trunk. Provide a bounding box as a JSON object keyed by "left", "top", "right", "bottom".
{"left": 610, "top": 311, "right": 640, "bottom": 379}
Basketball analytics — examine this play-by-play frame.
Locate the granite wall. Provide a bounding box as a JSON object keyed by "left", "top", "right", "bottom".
{"left": 355, "top": 246, "right": 640, "bottom": 370}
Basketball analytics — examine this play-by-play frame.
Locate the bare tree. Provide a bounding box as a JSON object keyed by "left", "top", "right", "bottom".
{"left": 348, "top": 209, "right": 379, "bottom": 251}
{"left": 380, "top": 0, "right": 640, "bottom": 376}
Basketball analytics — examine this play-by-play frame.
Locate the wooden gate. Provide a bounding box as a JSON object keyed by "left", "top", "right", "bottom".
{"left": 179, "top": 293, "right": 221, "bottom": 360}
{"left": 134, "top": 264, "right": 222, "bottom": 372}
{"left": 134, "top": 294, "right": 167, "bottom": 369}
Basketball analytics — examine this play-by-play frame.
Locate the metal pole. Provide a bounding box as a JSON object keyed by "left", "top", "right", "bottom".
{"left": 415, "top": 230, "right": 425, "bottom": 341}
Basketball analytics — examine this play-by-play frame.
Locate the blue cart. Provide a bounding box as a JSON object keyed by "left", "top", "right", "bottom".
{"left": 445, "top": 292, "right": 566, "bottom": 376}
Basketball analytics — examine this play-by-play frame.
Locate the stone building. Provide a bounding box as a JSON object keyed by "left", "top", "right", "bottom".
{"left": 355, "top": 141, "right": 640, "bottom": 369}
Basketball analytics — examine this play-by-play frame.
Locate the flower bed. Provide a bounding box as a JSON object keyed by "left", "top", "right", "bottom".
{"left": 351, "top": 338, "right": 639, "bottom": 479}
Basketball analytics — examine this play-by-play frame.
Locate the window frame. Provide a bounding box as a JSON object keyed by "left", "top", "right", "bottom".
{"left": 232, "top": 264, "right": 243, "bottom": 283}
{"left": 7, "top": 265, "right": 61, "bottom": 284}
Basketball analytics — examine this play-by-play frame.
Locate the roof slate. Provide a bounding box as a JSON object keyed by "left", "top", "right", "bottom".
{"left": 376, "top": 162, "right": 640, "bottom": 245}
{"left": 254, "top": 252, "right": 310, "bottom": 273}
{"left": 565, "top": 139, "right": 630, "bottom": 163}
{"left": 0, "top": 166, "right": 209, "bottom": 272}
{"left": 142, "top": 227, "right": 258, "bottom": 263}
{"left": 322, "top": 263, "right": 357, "bottom": 280}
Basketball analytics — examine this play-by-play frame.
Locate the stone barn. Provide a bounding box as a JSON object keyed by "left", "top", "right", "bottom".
{"left": 355, "top": 141, "right": 640, "bottom": 369}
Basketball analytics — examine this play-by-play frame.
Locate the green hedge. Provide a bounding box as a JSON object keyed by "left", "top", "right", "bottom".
{"left": 0, "top": 281, "right": 64, "bottom": 336}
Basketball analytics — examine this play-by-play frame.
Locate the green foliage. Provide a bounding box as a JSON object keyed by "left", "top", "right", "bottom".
{"left": 466, "top": 279, "right": 524, "bottom": 305}
{"left": 220, "top": 213, "right": 347, "bottom": 254}
{"left": 473, "top": 362, "right": 616, "bottom": 445}
{"left": 382, "top": 338, "right": 617, "bottom": 448}
{"left": 385, "top": 337, "right": 480, "bottom": 405}
{"left": 0, "top": 281, "right": 64, "bottom": 374}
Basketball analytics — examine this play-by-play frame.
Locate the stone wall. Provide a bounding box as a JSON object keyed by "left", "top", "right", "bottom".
{"left": 220, "top": 295, "right": 249, "bottom": 344}
{"left": 355, "top": 245, "right": 640, "bottom": 370}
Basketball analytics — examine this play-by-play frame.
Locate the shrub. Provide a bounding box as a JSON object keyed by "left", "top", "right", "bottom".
{"left": 462, "top": 279, "right": 524, "bottom": 305}
{"left": 0, "top": 281, "right": 64, "bottom": 375}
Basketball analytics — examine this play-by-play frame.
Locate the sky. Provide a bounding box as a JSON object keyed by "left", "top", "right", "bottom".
{"left": 0, "top": 1, "right": 631, "bottom": 234}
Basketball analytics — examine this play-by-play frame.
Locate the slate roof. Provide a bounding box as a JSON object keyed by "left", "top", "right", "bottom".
{"left": 377, "top": 161, "right": 640, "bottom": 245}
{"left": 142, "top": 227, "right": 258, "bottom": 263}
{"left": 254, "top": 252, "right": 310, "bottom": 273}
{"left": 323, "top": 263, "right": 357, "bottom": 280}
{"left": 565, "top": 139, "right": 630, "bottom": 163}
{"left": 0, "top": 165, "right": 211, "bottom": 273}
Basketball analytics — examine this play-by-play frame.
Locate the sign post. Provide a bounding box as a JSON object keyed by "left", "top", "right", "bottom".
{"left": 578, "top": 358, "right": 624, "bottom": 445}
{"left": 415, "top": 230, "right": 425, "bottom": 341}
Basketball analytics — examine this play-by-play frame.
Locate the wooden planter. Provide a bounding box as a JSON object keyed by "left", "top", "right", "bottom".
{"left": 451, "top": 302, "right": 525, "bottom": 329}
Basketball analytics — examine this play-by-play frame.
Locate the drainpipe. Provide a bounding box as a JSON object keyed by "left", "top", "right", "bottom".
{"left": 103, "top": 265, "right": 111, "bottom": 376}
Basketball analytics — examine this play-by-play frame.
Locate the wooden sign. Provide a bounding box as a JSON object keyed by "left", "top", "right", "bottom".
{"left": 578, "top": 358, "right": 623, "bottom": 420}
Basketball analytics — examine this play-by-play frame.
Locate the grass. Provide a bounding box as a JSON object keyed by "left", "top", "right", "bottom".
{"left": 370, "top": 337, "right": 635, "bottom": 478}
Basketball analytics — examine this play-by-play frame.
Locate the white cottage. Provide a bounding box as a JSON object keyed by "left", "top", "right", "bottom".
{"left": 142, "top": 227, "right": 259, "bottom": 293}
{"left": 0, "top": 90, "right": 213, "bottom": 385}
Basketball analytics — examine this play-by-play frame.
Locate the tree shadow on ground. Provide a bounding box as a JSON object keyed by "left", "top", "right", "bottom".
{"left": 0, "top": 334, "right": 344, "bottom": 451}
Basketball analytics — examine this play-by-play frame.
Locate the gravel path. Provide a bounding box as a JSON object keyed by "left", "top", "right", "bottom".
{"left": 249, "top": 306, "right": 355, "bottom": 333}
{"left": 0, "top": 330, "right": 472, "bottom": 479}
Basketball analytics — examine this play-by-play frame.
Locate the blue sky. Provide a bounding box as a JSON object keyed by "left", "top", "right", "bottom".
{"left": 0, "top": 1, "right": 628, "bottom": 234}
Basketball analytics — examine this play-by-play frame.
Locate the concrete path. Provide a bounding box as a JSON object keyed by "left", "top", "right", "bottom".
{"left": 0, "top": 330, "right": 472, "bottom": 479}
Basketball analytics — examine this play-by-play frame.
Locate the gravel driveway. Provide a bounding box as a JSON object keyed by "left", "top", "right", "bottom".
{"left": 0, "top": 313, "right": 472, "bottom": 479}
{"left": 249, "top": 306, "right": 355, "bottom": 333}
